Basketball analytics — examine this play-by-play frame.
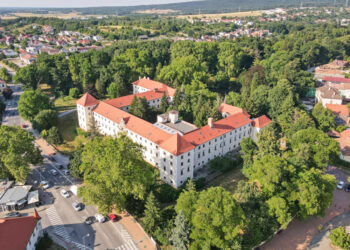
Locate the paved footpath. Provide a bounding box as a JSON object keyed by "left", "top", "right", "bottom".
{"left": 308, "top": 211, "right": 350, "bottom": 249}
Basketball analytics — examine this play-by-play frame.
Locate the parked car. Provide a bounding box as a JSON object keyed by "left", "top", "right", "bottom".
{"left": 63, "top": 170, "right": 69, "bottom": 175}
{"left": 345, "top": 184, "right": 350, "bottom": 192}
{"left": 95, "top": 214, "right": 106, "bottom": 223}
{"left": 72, "top": 202, "right": 83, "bottom": 211}
{"left": 60, "top": 189, "right": 70, "bottom": 198}
{"left": 21, "top": 124, "right": 27, "bottom": 128}
{"left": 84, "top": 216, "right": 96, "bottom": 225}
{"left": 108, "top": 214, "right": 121, "bottom": 222}
{"left": 50, "top": 169, "right": 58, "bottom": 176}
{"left": 40, "top": 180, "right": 50, "bottom": 189}
{"left": 4, "top": 212, "right": 21, "bottom": 218}
{"left": 57, "top": 164, "right": 63, "bottom": 169}
{"left": 337, "top": 181, "right": 345, "bottom": 189}
{"left": 49, "top": 156, "right": 56, "bottom": 162}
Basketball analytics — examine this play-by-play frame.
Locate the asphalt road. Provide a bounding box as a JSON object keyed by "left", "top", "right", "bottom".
{"left": 2, "top": 84, "right": 137, "bottom": 250}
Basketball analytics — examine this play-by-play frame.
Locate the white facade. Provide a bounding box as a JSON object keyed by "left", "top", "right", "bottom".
{"left": 25, "top": 219, "right": 42, "bottom": 250}
{"left": 78, "top": 101, "right": 258, "bottom": 187}
{"left": 77, "top": 81, "right": 270, "bottom": 187}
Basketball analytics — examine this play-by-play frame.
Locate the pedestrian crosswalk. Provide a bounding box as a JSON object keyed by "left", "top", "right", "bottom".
{"left": 45, "top": 206, "right": 92, "bottom": 250}
{"left": 46, "top": 206, "right": 71, "bottom": 242}
{"left": 120, "top": 228, "right": 133, "bottom": 240}
{"left": 114, "top": 240, "right": 138, "bottom": 250}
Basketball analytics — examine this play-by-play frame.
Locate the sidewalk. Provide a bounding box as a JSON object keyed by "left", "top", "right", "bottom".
{"left": 308, "top": 211, "right": 350, "bottom": 249}
{"left": 117, "top": 211, "right": 157, "bottom": 250}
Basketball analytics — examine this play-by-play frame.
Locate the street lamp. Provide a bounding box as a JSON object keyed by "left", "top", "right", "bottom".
{"left": 83, "top": 233, "right": 90, "bottom": 250}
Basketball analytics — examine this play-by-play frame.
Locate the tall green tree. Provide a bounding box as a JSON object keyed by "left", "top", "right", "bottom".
{"left": 312, "top": 103, "right": 336, "bottom": 132}
{"left": 18, "top": 90, "right": 52, "bottom": 121}
{"left": 32, "top": 109, "right": 57, "bottom": 132}
{"left": 170, "top": 210, "right": 190, "bottom": 250}
{"left": 0, "top": 126, "right": 41, "bottom": 182}
{"left": 78, "top": 135, "right": 155, "bottom": 213}
{"left": 190, "top": 187, "right": 247, "bottom": 249}
{"left": 0, "top": 67, "right": 12, "bottom": 82}
{"left": 142, "top": 192, "right": 161, "bottom": 234}
{"left": 160, "top": 92, "right": 169, "bottom": 113}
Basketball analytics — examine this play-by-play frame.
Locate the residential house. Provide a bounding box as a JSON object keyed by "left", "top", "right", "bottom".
{"left": 336, "top": 130, "right": 350, "bottom": 162}
{"left": 315, "top": 85, "right": 343, "bottom": 107}
{"left": 0, "top": 210, "right": 42, "bottom": 250}
{"left": 325, "top": 104, "right": 349, "bottom": 125}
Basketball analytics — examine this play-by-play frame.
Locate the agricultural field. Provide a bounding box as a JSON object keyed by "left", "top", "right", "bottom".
{"left": 176, "top": 10, "right": 265, "bottom": 20}
{"left": 0, "top": 12, "right": 106, "bottom": 20}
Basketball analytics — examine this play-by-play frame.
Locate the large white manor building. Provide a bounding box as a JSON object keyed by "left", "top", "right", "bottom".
{"left": 77, "top": 78, "right": 271, "bottom": 187}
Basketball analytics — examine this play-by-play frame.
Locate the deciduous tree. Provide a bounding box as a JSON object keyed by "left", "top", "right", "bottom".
{"left": 78, "top": 135, "right": 155, "bottom": 213}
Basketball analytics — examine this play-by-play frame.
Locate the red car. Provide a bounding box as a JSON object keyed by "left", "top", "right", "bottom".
{"left": 21, "top": 124, "right": 27, "bottom": 128}
{"left": 108, "top": 214, "right": 121, "bottom": 222}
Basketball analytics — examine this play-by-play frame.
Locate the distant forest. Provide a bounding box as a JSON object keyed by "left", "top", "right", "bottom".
{"left": 0, "top": 0, "right": 346, "bottom": 15}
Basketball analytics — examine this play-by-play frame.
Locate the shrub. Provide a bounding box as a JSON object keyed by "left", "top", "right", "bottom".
{"left": 69, "top": 87, "right": 80, "bottom": 98}
{"left": 32, "top": 109, "right": 57, "bottom": 132}
{"left": 43, "top": 126, "right": 62, "bottom": 145}
{"left": 329, "top": 226, "right": 350, "bottom": 250}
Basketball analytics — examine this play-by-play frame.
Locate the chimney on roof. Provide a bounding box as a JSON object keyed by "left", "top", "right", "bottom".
{"left": 169, "top": 110, "right": 179, "bottom": 124}
{"left": 208, "top": 117, "right": 214, "bottom": 128}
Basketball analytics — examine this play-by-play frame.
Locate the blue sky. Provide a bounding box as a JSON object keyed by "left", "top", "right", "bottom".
{"left": 0, "top": 0, "right": 196, "bottom": 8}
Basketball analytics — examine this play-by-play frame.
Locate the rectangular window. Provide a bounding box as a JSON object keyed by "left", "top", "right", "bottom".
{"left": 170, "top": 170, "right": 173, "bottom": 175}
{"left": 188, "top": 159, "right": 190, "bottom": 163}
{"left": 181, "top": 170, "right": 183, "bottom": 175}
{"left": 187, "top": 167, "right": 190, "bottom": 172}
{"left": 181, "top": 155, "right": 184, "bottom": 159}
{"left": 181, "top": 162, "right": 184, "bottom": 166}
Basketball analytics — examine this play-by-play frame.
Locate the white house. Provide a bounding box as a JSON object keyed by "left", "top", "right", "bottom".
{"left": 0, "top": 209, "right": 42, "bottom": 250}
{"left": 316, "top": 85, "right": 343, "bottom": 107}
{"left": 77, "top": 78, "right": 271, "bottom": 187}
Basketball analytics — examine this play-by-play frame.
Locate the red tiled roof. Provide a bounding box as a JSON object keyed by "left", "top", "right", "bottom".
{"left": 0, "top": 211, "right": 40, "bottom": 250}
{"left": 105, "top": 90, "right": 164, "bottom": 108}
{"left": 340, "top": 130, "right": 350, "bottom": 138}
{"left": 184, "top": 113, "right": 252, "bottom": 146}
{"left": 77, "top": 93, "right": 99, "bottom": 107}
{"left": 252, "top": 115, "right": 272, "bottom": 128}
{"left": 93, "top": 101, "right": 172, "bottom": 145}
{"left": 219, "top": 103, "right": 250, "bottom": 117}
{"left": 336, "top": 137, "right": 350, "bottom": 156}
{"left": 159, "top": 133, "right": 195, "bottom": 156}
{"left": 132, "top": 78, "right": 176, "bottom": 97}
{"left": 326, "top": 104, "right": 349, "bottom": 118}
{"left": 323, "top": 77, "right": 350, "bottom": 84}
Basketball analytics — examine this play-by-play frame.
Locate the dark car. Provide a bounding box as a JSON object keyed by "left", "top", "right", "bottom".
{"left": 108, "top": 214, "right": 121, "bottom": 222}
{"left": 4, "top": 212, "right": 21, "bottom": 218}
{"left": 85, "top": 216, "right": 96, "bottom": 225}
{"left": 345, "top": 184, "right": 350, "bottom": 192}
{"left": 49, "top": 156, "right": 56, "bottom": 162}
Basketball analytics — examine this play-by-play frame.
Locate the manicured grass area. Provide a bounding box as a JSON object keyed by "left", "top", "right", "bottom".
{"left": 206, "top": 166, "right": 246, "bottom": 193}
{"left": 54, "top": 96, "right": 77, "bottom": 114}
{"left": 56, "top": 110, "right": 88, "bottom": 153}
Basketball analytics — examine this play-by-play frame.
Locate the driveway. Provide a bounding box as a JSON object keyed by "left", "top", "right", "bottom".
{"left": 261, "top": 166, "right": 350, "bottom": 250}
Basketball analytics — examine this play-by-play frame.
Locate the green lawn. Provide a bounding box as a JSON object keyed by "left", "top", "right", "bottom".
{"left": 206, "top": 167, "right": 246, "bottom": 193}
{"left": 54, "top": 96, "right": 77, "bottom": 114}
{"left": 56, "top": 110, "right": 88, "bottom": 153}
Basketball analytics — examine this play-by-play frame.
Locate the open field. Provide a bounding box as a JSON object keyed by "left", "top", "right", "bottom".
{"left": 177, "top": 10, "right": 265, "bottom": 20}
{"left": 56, "top": 110, "right": 88, "bottom": 153}
{"left": 206, "top": 167, "right": 246, "bottom": 193}
{"left": 134, "top": 9, "right": 179, "bottom": 14}
{"left": 99, "top": 25, "right": 154, "bottom": 32}
{"left": 54, "top": 96, "right": 77, "bottom": 114}
{"left": 0, "top": 12, "right": 106, "bottom": 20}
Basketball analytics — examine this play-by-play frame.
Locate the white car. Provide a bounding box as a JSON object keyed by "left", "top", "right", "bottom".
{"left": 40, "top": 180, "right": 50, "bottom": 189}
{"left": 60, "top": 189, "right": 70, "bottom": 198}
{"left": 50, "top": 169, "right": 58, "bottom": 176}
{"left": 337, "top": 181, "right": 345, "bottom": 189}
{"left": 63, "top": 170, "right": 70, "bottom": 175}
{"left": 95, "top": 214, "right": 106, "bottom": 223}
